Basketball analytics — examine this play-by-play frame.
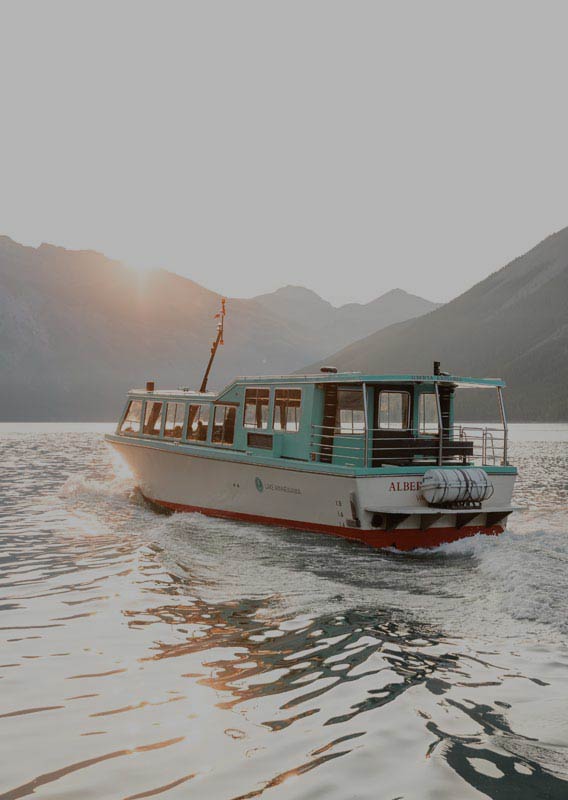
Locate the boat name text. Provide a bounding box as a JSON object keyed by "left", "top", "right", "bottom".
{"left": 389, "top": 481, "right": 422, "bottom": 492}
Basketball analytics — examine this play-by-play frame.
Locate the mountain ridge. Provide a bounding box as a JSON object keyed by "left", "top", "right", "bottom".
{"left": 0, "top": 236, "right": 438, "bottom": 420}
{"left": 308, "top": 226, "right": 568, "bottom": 420}
{"left": 254, "top": 283, "right": 440, "bottom": 355}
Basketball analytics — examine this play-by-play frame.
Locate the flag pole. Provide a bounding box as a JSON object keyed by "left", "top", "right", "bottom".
{"left": 199, "top": 298, "right": 226, "bottom": 393}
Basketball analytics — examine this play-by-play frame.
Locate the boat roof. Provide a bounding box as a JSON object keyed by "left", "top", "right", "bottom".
{"left": 128, "top": 388, "right": 216, "bottom": 398}
{"left": 127, "top": 372, "right": 505, "bottom": 399}
{"left": 228, "top": 372, "right": 505, "bottom": 388}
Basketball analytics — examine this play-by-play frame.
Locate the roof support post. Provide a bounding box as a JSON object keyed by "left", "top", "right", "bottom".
{"left": 497, "top": 386, "right": 508, "bottom": 465}
{"left": 362, "top": 382, "right": 368, "bottom": 468}
{"left": 434, "top": 382, "right": 443, "bottom": 466}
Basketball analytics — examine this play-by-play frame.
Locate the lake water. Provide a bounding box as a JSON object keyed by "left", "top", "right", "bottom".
{"left": 0, "top": 423, "right": 567, "bottom": 799}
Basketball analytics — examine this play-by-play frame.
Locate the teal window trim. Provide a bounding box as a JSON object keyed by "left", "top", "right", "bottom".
{"left": 273, "top": 386, "right": 303, "bottom": 434}
{"left": 242, "top": 385, "right": 271, "bottom": 431}
{"left": 141, "top": 399, "right": 165, "bottom": 439}
{"left": 183, "top": 401, "right": 213, "bottom": 445}
{"left": 377, "top": 388, "right": 412, "bottom": 431}
{"left": 118, "top": 398, "right": 143, "bottom": 437}
{"left": 417, "top": 391, "right": 439, "bottom": 436}
{"left": 212, "top": 403, "right": 238, "bottom": 446}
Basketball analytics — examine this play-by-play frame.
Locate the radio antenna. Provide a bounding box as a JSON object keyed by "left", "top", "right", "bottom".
{"left": 199, "top": 298, "right": 226, "bottom": 393}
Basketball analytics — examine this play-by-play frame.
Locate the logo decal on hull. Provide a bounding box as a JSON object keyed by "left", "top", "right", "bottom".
{"left": 254, "top": 476, "right": 301, "bottom": 495}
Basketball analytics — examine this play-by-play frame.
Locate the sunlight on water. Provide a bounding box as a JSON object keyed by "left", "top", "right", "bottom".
{"left": 0, "top": 424, "right": 567, "bottom": 799}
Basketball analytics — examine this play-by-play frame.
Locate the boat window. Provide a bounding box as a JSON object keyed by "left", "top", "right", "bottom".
{"left": 143, "top": 401, "right": 163, "bottom": 436}
{"left": 418, "top": 393, "right": 439, "bottom": 434}
{"left": 186, "top": 404, "right": 210, "bottom": 442}
{"left": 273, "top": 388, "right": 302, "bottom": 432}
{"left": 120, "top": 400, "right": 143, "bottom": 435}
{"left": 336, "top": 388, "right": 365, "bottom": 434}
{"left": 243, "top": 387, "right": 270, "bottom": 429}
{"left": 378, "top": 391, "right": 410, "bottom": 430}
{"left": 212, "top": 405, "right": 237, "bottom": 445}
{"left": 164, "top": 402, "right": 186, "bottom": 439}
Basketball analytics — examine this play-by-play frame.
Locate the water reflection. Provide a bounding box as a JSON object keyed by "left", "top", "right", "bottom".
{"left": 0, "top": 428, "right": 567, "bottom": 799}
{"left": 124, "top": 567, "right": 568, "bottom": 799}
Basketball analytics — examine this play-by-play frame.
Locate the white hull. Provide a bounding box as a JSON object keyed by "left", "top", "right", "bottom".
{"left": 108, "top": 437, "right": 516, "bottom": 550}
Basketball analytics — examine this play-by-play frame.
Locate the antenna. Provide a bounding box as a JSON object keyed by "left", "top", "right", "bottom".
{"left": 199, "top": 298, "right": 226, "bottom": 393}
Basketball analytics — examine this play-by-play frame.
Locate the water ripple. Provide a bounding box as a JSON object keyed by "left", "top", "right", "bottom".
{"left": 0, "top": 426, "right": 567, "bottom": 798}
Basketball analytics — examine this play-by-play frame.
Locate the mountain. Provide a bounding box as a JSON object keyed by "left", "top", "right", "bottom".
{"left": 253, "top": 286, "right": 335, "bottom": 330}
{"left": 309, "top": 227, "right": 568, "bottom": 420}
{"left": 0, "top": 238, "right": 318, "bottom": 420}
{"left": 0, "top": 237, "right": 437, "bottom": 421}
{"left": 254, "top": 286, "right": 440, "bottom": 354}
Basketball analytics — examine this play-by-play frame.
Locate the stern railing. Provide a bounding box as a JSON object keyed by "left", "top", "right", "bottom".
{"left": 309, "top": 424, "right": 508, "bottom": 468}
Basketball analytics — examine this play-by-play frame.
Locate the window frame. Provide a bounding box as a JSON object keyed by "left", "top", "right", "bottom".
{"left": 163, "top": 401, "right": 186, "bottom": 440}
{"left": 185, "top": 403, "right": 211, "bottom": 444}
{"left": 418, "top": 392, "right": 440, "bottom": 436}
{"left": 142, "top": 400, "right": 164, "bottom": 437}
{"left": 377, "top": 390, "right": 411, "bottom": 431}
{"left": 212, "top": 404, "right": 237, "bottom": 446}
{"left": 119, "top": 399, "right": 143, "bottom": 436}
{"left": 243, "top": 386, "right": 271, "bottom": 430}
{"left": 335, "top": 387, "right": 366, "bottom": 435}
{"left": 272, "top": 387, "right": 302, "bottom": 434}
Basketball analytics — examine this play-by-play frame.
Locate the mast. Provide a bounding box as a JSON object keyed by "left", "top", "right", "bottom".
{"left": 199, "top": 298, "right": 226, "bottom": 393}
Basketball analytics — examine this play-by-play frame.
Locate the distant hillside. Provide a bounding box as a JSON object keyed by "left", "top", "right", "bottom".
{"left": 253, "top": 285, "right": 335, "bottom": 330}
{"left": 254, "top": 285, "right": 440, "bottom": 354}
{"left": 0, "top": 237, "right": 437, "bottom": 420}
{"left": 0, "top": 238, "right": 317, "bottom": 420}
{"left": 310, "top": 227, "right": 568, "bottom": 420}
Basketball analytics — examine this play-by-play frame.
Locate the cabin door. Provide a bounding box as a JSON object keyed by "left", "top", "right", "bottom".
{"left": 372, "top": 387, "right": 413, "bottom": 465}
{"left": 319, "top": 384, "right": 338, "bottom": 463}
{"left": 319, "top": 385, "right": 368, "bottom": 466}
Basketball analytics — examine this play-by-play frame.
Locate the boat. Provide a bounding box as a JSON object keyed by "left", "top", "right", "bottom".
{"left": 105, "top": 301, "right": 518, "bottom": 550}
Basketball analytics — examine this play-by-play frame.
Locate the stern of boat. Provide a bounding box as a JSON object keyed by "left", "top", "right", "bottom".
{"left": 353, "top": 467, "right": 518, "bottom": 550}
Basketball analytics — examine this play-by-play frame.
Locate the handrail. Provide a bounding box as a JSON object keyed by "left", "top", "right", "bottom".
{"left": 309, "top": 423, "right": 506, "bottom": 467}
{"left": 362, "top": 380, "right": 369, "bottom": 468}
{"left": 313, "top": 423, "right": 507, "bottom": 434}
{"left": 497, "top": 386, "right": 509, "bottom": 465}
{"left": 435, "top": 382, "right": 443, "bottom": 465}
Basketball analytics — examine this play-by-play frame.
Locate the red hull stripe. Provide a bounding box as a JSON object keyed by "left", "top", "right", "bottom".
{"left": 142, "top": 494, "right": 504, "bottom": 551}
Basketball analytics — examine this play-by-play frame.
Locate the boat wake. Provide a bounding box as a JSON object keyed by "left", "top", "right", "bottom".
{"left": 53, "top": 454, "right": 568, "bottom": 648}
{"left": 407, "top": 523, "right": 568, "bottom": 640}
{"left": 59, "top": 472, "right": 137, "bottom": 502}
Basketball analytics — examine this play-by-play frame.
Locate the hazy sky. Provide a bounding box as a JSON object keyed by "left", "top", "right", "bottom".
{"left": 1, "top": 2, "right": 568, "bottom": 306}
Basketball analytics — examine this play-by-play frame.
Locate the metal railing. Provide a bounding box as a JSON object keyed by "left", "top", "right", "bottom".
{"left": 455, "top": 425, "right": 506, "bottom": 466}
{"left": 310, "top": 425, "right": 367, "bottom": 467}
{"left": 309, "top": 424, "right": 508, "bottom": 467}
